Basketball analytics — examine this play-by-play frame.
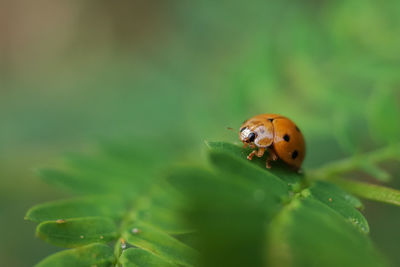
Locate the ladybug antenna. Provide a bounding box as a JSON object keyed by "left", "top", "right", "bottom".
{"left": 226, "top": 127, "right": 234, "bottom": 131}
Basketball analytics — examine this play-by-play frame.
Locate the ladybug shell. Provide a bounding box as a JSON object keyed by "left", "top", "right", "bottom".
{"left": 240, "top": 114, "right": 306, "bottom": 169}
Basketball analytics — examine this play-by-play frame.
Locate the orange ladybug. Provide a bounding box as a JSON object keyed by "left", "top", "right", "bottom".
{"left": 239, "top": 114, "right": 305, "bottom": 170}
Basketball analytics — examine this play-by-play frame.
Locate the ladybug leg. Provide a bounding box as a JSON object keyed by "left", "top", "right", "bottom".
{"left": 256, "top": 147, "right": 265, "bottom": 157}
{"left": 269, "top": 148, "right": 278, "bottom": 161}
{"left": 247, "top": 147, "right": 265, "bottom": 160}
{"left": 266, "top": 148, "right": 278, "bottom": 169}
{"left": 247, "top": 150, "right": 257, "bottom": 160}
{"left": 243, "top": 143, "right": 249, "bottom": 148}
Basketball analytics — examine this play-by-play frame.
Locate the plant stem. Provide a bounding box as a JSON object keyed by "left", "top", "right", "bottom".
{"left": 307, "top": 143, "right": 400, "bottom": 181}
{"left": 330, "top": 177, "right": 400, "bottom": 206}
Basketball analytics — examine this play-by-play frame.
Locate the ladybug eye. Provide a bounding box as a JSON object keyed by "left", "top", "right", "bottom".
{"left": 248, "top": 132, "right": 256, "bottom": 142}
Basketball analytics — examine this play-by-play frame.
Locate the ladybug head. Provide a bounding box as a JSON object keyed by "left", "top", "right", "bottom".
{"left": 239, "top": 127, "right": 257, "bottom": 143}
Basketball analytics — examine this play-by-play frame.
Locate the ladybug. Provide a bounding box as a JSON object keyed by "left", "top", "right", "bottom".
{"left": 239, "top": 114, "right": 305, "bottom": 170}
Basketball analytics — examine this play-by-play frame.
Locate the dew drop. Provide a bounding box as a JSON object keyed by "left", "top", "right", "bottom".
{"left": 80, "top": 235, "right": 84, "bottom": 239}
{"left": 132, "top": 228, "right": 140, "bottom": 234}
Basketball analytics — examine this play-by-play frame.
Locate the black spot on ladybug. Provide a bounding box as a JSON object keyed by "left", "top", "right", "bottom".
{"left": 240, "top": 127, "right": 246, "bottom": 132}
{"left": 295, "top": 126, "right": 300, "bottom": 132}
{"left": 268, "top": 118, "right": 274, "bottom": 122}
{"left": 292, "top": 150, "right": 298, "bottom": 160}
{"left": 283, "top": 134, "right": 290, "bottom": 142}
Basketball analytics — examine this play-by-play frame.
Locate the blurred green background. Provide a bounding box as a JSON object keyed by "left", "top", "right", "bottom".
{"left": 1, "top": 0, "right": 399, "bottom": 266}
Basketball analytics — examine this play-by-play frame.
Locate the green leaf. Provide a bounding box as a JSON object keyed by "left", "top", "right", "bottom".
{"left": 205, "top": 141, "right": 252, "bottom": 160}
{"left": 29, "top": 141, "right": 396, "bottom": 266}
{"left": 119, "top": 248, "right": 177, "bottom": 267}
{"left": 133, "top": 185, "right": 193, "bottom": 234}
{"left": 268, "top": 196, "right": 387, "bottom": 267}
{"left": 37, "top": 217, "right": 118, "bottom": 247}
{"left": 30, "top": 142, "right": 196, "bottom": 265}
{"left": 167, "top": 165, "right": 284, "bottom": 222}
{"left": 208, "top": 150, "right": 289, "bottom": 194}
{"left": 167, "top": 142, "right": 387, "bottom": 267}
{"left": 332, "top": 178, "right": 400, "bottom": 206}
{"left": 167, "top": 160, "right": 282, "bottom": 266}
{"left": 309, "top": 181, "right": 369, "bottom": 233}
{"left": 122, "top": 222, "right": 198, "bottom": 267}
{"left": 206, "top": 141, "right": 303, "bottom": 190}
{"left": 25, "top": 196, "right": 127, "bottom": 222}
{"left": 136, "top": 204, "right": 192, "bottom": 234}
{"left": 309, "top": 180, "right": 363, "bottom": 209}
{"left": 35, "top": 243, "right": 115, "bottom": 267}
{"left": 172, "top": 232, "right": 198, "bottom": 249}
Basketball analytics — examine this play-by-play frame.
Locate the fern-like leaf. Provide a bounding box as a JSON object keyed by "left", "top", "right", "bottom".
{"left": 26, "top": 141, "right": 399, "bottom": 266}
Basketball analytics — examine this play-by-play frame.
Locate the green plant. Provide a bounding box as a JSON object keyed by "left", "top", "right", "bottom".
{"left": 26, "top": 138, "right": 400, "bottom": 266}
